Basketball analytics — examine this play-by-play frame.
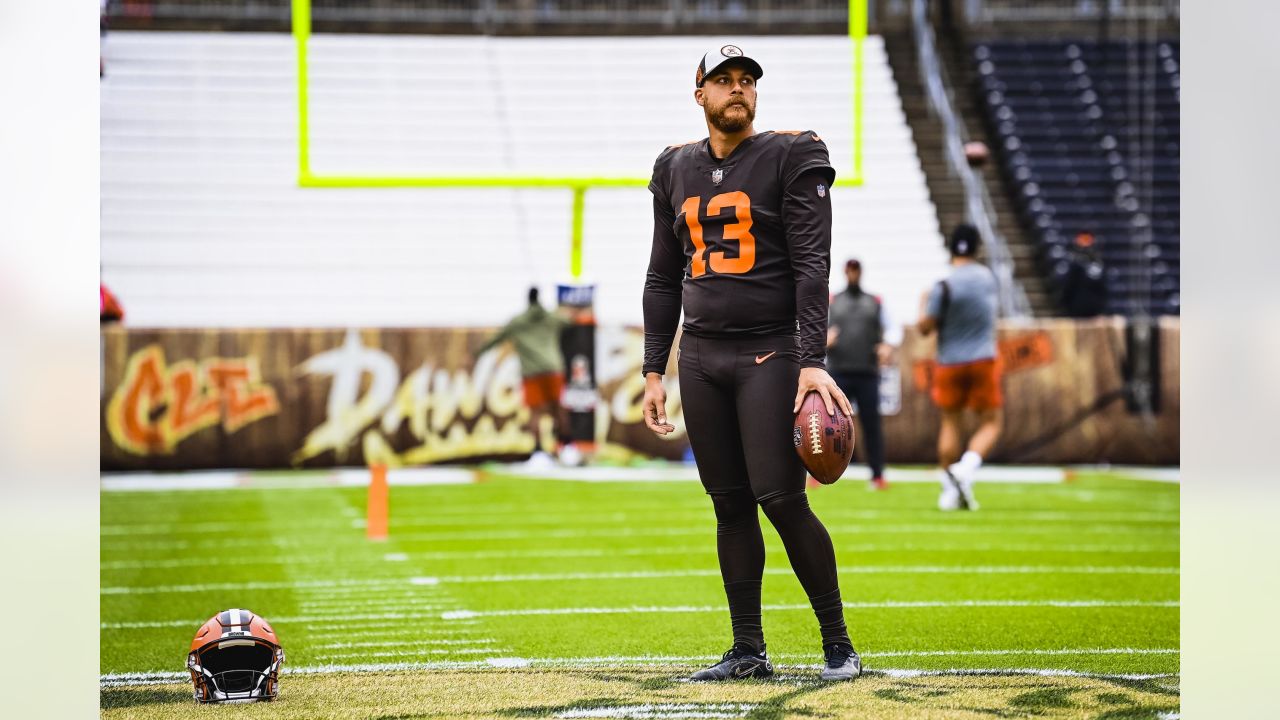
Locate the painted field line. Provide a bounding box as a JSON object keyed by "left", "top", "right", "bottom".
{"left": 100, "top": 656, "right": 1179, "bottom": 687}
{"left": 495, "top": 465, "right": 1067, "bottom": 484}
{"left": 101, "top": 578, "right": 419, "bottom": 595}
{"left": 103, "top": 611, "right": 479, "bottom": 630}
{"left": 99, "top": 509, "right": 1177, "bottom": 537}
{"left": 441, "top": 599, "right": 1177, "bottom": 620}
{"left": 99, "top": 542, "right": 1178, "bottom": 570}
{"left": 101, "top": 465, "right": 1072, "bottom": 493}
{"left": 101, "top": 523, "right": 1174, "bottom": 551}
{"left": 99, "top": 565, "right": 1178, "bottom": 596}
{"left": 99, "top": 598, "right": 1177, "bottom": 630}
{"left": 867, "top": 647, "right": 1179, "bottom": 658}
{"left": 322, "top": 648, "right": 502, "bottom": 659}
{"left": 101, "top": 467, "right": 476, "bottom": 492}
{"left": 558, "top": 702, "right": 752, "bottom": 719}
{"left": 413, "top": 565, "right": 1176, "bottom": 585}
{"left": 315, "top": 638, "right": 498, "bottom": 649}
{"left": 1078, "top": 466, "right": 1179, "bottom": 483}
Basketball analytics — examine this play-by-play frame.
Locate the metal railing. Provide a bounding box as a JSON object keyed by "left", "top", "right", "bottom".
{"left": 911, "top": 0, "right": 1030, "bottom": 318}
{"left": 963, "top": 0, "right": 1179, "bottom": 24}
{"left": 107, "top": 0, "right": 852, "bottom": 33}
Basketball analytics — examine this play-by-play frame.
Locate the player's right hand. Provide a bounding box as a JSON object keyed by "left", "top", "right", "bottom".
{"left": 643, "top": 373, "right": 676, "bottom": 435}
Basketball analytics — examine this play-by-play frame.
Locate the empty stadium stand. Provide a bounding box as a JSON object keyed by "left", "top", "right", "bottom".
{"left": 101, "top": 31, "right": 947, "bottom": 328}
{"left": 973, "top": 39, "right": 1179, "bottom": 315}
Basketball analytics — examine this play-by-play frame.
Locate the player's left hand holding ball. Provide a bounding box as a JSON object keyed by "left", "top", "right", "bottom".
{"left": 793, "top": 367, "right": 853, "bottom": 417}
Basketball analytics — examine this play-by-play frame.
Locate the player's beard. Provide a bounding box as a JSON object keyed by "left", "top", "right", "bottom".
{"left": 706, "top": 97, "right": 756, "bottom": 133}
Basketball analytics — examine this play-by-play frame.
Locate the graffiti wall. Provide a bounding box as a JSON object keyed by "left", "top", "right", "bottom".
{"left": 101, "top": 318, "right": 1178, "bottom": 470}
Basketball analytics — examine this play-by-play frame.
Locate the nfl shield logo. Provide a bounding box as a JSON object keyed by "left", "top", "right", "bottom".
{"left": 817, "top": 184, "right": 827, "bottom": 197}
{"left": 711, "top": 168, "right": 724, "bottom": 185}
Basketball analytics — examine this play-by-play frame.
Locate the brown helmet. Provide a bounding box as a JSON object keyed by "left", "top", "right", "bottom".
{"left": 187, "top": 609, "right": 284, "bottom": 703}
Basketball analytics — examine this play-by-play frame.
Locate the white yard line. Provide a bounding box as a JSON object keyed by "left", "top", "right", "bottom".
{"left": 99, "top": 542, "right": 1178, "bottom": 570}
{"left": 495, "top": 465, "right": 1068, "bottom": 484}
{"left": 101, "top": 467, "right": 476, "bottom": 492}
{"left": 320, "top": 648, "right": 502, "bottom": 659}
{"left": 1077, "top": 466, "right": 1180, "bottom": 483}
{"left": 100, "top": 599, "right": 1176, "bottom": 630}
{"left": 314, "top": 638, "right": 498, "bottom": 649}
{"left": 557, "top": 703, "right": 754, "bottom": 719}
{"left": 101, "top": 465, "right": 1090, "bottom": 493}
{"left": 100, "top": 523, "right": 1172, "bottom": 551}
{"left": 103, "top": 612, "right": 478, "bottom": 630}
{"left": 99, "top": 565, "right": 1177, "bottom": 595}
{"left": 101, "top": 578, "right": 416, "bottom": 595}
{"left": 440, "top": 599, "right": 1176, "bottom": 620}
{"left": 98, "top": 509, "right": 1177, "bottom": 537}
{"left": 412, "top": 566, "right": 1176, "bottom": 585}
{"left": 100, "top": 653, "right": 1179, "bottom": 687}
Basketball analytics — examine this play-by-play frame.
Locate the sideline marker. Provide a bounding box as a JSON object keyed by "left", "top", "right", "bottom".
{"left": 367, "top": 463, "right": 389, "bottom": 541}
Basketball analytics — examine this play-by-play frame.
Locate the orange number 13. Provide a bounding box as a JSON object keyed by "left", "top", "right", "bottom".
{"left": 681, "top": 192, "right": 756, "bottom": 278}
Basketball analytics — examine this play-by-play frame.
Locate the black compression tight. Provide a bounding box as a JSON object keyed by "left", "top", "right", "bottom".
{"left": 711, "top": 489, "right": 851, "bottom": 652}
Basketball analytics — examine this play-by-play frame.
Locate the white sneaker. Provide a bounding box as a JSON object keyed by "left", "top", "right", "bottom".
{"left": 557, "top": 444, "right": 584, "bottom": 467}
{"left": 945, "top": 463, "right": 980, "bottom": 511}
{"left": 524, "top": 451, "right": 555, "bottom": 470}
{"left": 937, "top": 469, "right": 961, "bottom": 510}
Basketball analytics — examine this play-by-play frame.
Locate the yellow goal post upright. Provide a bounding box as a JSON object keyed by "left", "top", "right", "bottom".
{"left": 291, "top": 0, "right": 867, "bottom": 279}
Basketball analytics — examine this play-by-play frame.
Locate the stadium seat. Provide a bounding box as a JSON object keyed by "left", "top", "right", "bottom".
{"left": 973, "top": 39, "right": 1180, "bottom": 316}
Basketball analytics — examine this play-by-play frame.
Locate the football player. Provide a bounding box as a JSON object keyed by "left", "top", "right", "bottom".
{"left": 641, "top": 45, "right": 862, "bottom": 682}
{"left": 917, "top": 224, "right": 1003, "bottom": 511}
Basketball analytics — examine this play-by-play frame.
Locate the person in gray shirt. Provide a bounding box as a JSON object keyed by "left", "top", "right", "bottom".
{"left": 917, "top": 224, "right": 1003, "bottom": 511}
{"left": 826, "top": 259, "right": 899, "bottom": 489}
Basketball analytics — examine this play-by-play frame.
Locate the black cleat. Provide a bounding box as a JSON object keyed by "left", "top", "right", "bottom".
{"left": 689, "top": 645, "right": 774, "bottom": 681}
{"left": 820, "top": 643, "right": 862, "bottom": 681}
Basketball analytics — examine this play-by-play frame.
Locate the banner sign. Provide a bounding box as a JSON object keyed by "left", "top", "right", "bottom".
{"left": 101, "top": 319, "right": 1178, "bottom": 470}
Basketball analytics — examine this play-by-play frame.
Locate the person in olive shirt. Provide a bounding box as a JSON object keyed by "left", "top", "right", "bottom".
{"left": 476, "top": 287, "right": 570, "bottom": 465}
{"left": 640, "top": 44, "right": 861, "bottom": 683}
{"left": 826, "top": 258, "right": 898, "bottom": 490}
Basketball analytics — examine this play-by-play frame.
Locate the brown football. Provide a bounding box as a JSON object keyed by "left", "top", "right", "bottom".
{"left": 793, "top": 391, "right": 855, "bottom": 485}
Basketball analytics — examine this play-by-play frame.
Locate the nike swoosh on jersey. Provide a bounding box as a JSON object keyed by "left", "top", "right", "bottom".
{"left": 755, "top": 352, "right": 777, "bottom": 364}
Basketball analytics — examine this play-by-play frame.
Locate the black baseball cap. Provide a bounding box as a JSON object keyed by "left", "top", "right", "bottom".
{"left": 696, "top": 44, "right": 764, "bottom": 87}
{"left": 948, "top": 223, "right": 982, "bottom": 257}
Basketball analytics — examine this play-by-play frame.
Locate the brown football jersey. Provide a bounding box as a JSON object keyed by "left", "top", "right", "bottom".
{"left": 643, "top": 130, "right": 836, "bottom": 374}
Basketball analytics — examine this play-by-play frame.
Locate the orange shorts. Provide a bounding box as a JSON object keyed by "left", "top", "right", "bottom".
{"left": 932, "top": 358, "right": 1003, "bottom": 411}
{"left": 522, "top": 372, "right": 564, "bottom": 408}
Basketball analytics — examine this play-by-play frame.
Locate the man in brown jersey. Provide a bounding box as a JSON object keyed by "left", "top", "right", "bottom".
{"left": 641, "top": 45, "right": 862, "bottom": 682}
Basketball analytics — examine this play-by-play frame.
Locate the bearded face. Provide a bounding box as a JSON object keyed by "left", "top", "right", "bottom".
{"left": 699, "top": 70, "right": 757, "bottom": 133}
{"left": 706, "top": 93, "right": 756, "bottom": 133}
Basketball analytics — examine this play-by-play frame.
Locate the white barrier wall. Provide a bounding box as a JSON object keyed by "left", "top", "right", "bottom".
{"left": 101, "top": 32, "right": 945, "bottom": 328}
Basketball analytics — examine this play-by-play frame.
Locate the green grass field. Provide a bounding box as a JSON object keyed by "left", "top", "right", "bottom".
{"left": 101, "top": 468, "right": 1179, "bottom": 718}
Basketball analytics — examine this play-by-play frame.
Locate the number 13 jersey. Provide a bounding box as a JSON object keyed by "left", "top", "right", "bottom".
{"left": 643, "top": 130, "right": 837, "bottom": 376}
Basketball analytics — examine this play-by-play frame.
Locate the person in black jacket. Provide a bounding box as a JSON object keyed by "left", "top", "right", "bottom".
{"left": 827, "top": 259, "right": 896, "bottom": 489}
{"left": 1057, "top": 232, "right": 1109, "bottom": 317}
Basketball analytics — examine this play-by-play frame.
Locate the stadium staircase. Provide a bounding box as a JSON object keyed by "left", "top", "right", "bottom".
{"left": 970, "top": 39, "right": 1181, "bottom": 316}
{"left": 882, "top": 33, "right": 1054, "bottom": 316}
{"left": 102, "top": 31, "right": 947, "bottom": 328}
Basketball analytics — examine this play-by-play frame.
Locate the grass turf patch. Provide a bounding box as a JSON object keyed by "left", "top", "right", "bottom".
{"left": 100, "top": 667, "right": 1180, "bottom": 719}
{"left": 101, "top": 469, "right": 1178, "bottom": 716}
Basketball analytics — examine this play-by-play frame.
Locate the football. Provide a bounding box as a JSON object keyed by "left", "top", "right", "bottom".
{"left": 792, "top": 391, "right": 855, "bottom": 484}
{"left": 963, "top": 140, "right": 990, "bottom": 167}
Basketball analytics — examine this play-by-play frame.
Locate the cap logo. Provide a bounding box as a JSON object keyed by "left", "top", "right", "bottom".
{"left": 817, "top": 184, "right": 826, "bottom": 197}
{"left": 721, "top": 45, "right": 743, "bottom": 58}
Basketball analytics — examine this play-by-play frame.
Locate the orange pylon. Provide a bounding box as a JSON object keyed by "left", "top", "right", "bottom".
{"left": 367, "top": 463, "right": 388, "bottom": 540}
